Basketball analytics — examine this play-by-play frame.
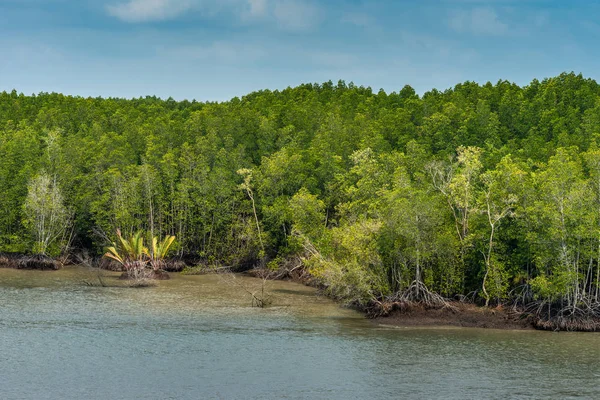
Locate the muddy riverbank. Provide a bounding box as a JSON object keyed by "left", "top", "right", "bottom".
{"left": 373, "top": 302, "right": 535, "bottom": 330}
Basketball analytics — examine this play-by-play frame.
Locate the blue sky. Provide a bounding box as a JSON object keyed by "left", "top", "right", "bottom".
{"left": 0, "top": 0, "right": 597, "bottom": 101}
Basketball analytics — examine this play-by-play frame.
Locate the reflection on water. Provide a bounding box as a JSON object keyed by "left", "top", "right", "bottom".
{"left": 1, "top": 267, "right": 599, "bottom": 399}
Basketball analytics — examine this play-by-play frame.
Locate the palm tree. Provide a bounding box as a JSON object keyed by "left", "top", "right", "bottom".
{"left": 104, "top": 230, "right": 177, "bottom": 279}
{"left": 147, "top": 234, "right": 176, "bottom": 271}
{"left": 104, "top": 230, "right": 148, "bottom": 278}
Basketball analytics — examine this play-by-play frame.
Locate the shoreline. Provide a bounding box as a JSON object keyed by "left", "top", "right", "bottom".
{"left": 372, "top": 302, "right": 535, "bottom": 330}
{"left": 2, "top": 261, "right": 599, "bottom": 332}
{"left": 0, "top": 254, "right": 61, "bottom": 270}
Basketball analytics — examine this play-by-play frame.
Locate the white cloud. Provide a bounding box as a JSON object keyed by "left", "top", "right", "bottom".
{"left": 106, "top": 0, "right": 194, "bottom": 22}
{"left": 106, "top": 0, "right": 322, "bottom": 31}
{"left": 449, "top": 7, "right": 508, "bottom": 36}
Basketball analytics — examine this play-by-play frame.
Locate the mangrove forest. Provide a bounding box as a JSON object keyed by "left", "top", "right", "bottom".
{"left": 2, "top": 72, "right": 600, "bottom": 329}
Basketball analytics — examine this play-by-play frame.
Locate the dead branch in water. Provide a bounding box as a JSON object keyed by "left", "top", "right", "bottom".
{"left": 218, "top": 271, "right": 272, "bottom": 308}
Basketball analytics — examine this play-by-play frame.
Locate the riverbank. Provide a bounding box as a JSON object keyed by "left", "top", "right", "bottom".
{"left": 372, "top": 302, "right": 600, "bottom": 331}
{"left": 373, "top": 302, "right": 535, "bottom": 330}
{"left": 251, "top": 266, "right": 540, "bottom": 330}
{"left": 259, "top": 266, "right": 600, "bottom": 332}
{"left": 2, "top": 259, "right": 598, "bottom": 331}
{"left": 0, "top": 254, "right": 61, "bottom": 270}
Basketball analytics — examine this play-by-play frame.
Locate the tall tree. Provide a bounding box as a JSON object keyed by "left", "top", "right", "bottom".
{"left": 23, "top": 172, "right": 71, "bottom": 255}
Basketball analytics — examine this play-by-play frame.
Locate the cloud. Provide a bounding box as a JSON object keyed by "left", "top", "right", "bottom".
{"left": 448, "top": 7, "right": 508, "bottom": 36}
{"left": 106, "top": 0, "right": 194, "bottom": 22}
{"left": 272, "top": 0, "right": 321, "bottom": 31}
{"left": 241, "top": 0, "right": 323, "bottom": 31}
{"left": 106, "top": 0, "right": 322, "bottom": 31}
{"left": 246, "top": 0, "right": 268, "bottom": 18}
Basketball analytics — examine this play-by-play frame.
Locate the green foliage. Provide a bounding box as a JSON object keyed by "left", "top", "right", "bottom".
{"left": 104, "top": 230, "right": 176, "bottom": 275}
{"left": 304, "top": 219, "right": 387, "bottom": 306}
{"left": 104, "top": 230, "right": 147, "bottom": 268}
{"left": 148, "top": 234, "right": 176, "bottom": 271}
{"left": 289, "top": 188, "right": 325, "bottom": 241}
{"left": 2, "top": 73, "right": 600, "bottom": 309}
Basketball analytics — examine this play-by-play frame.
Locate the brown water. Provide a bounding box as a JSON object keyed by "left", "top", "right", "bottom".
{"left": 1, "top": 267, "right": 599, "bottom": 399}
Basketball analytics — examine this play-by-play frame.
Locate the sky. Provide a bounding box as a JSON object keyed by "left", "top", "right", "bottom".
{"left": 0, "top": 0, "right": 598, "bottom": 101}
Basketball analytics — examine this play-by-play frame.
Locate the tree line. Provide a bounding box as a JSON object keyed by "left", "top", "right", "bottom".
{"left": 1, "top": 72, "right": 600, "bottom": 323}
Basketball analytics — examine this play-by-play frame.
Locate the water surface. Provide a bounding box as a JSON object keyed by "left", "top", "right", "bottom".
{"left": 1, "top": 267, "right": 599, "bottom": 399}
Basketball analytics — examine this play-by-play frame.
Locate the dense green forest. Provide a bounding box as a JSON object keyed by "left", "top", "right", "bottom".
{"left": 2, "top": 72, "right": 600, "bottom": 323}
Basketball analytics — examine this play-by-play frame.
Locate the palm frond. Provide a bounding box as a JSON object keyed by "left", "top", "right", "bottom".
{"left": 104, "top": 246, "right": 124, "bottom": 265}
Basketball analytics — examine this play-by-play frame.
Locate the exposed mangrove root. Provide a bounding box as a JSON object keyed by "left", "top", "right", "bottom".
{"left": 398, "top": 280, "right": 457, "bottom": 308}
{"left": 98, "top": 256, "right": 190, "bottom": 272}
{"left": 98, "top": 257, "right": 123, "bottom": 271}
{"left": 162, "top": 259, "right": 187, "bottom": 272}
{"left": 0, "top": 254, "right": 61, "bottom": 270}
{"left": 533, "top": 316, "right": 600, "bottom": 332}
{"left": 148, "top": 258, "right": 186, "bottom": 273}
{"left": 367, "top": 280, "right": 458, "bottom": 318}
{"left": 118, "top": 268, "right": 170, "bottom": 282}
{"left": 525, "top": 298, "right": 600, "bottom": 332}
{"left": 454, "top": 291, "right": 479, "bottom": 304}
{"left": 0, "top": 254, "right": 18, "bottom": 269}
{"left": 248, "top": 257, "right": 314, "bottom": 285}
{"left": 19, "top": 254, "right": 61, "bottom": 270}
{"left": 366, "top": 299, "right": 412, "bottom": 318}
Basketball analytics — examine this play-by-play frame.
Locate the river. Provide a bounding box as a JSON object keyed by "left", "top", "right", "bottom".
{"left": 0, "top": 267, "right": 599, "bottom": 399}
